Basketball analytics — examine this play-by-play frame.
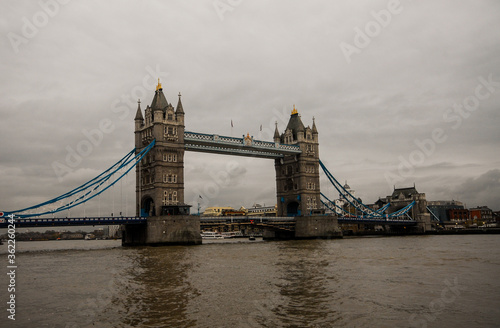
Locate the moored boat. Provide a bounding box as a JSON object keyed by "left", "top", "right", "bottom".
{"left": 201, "top": 231, "right": 224, "bottom": 239}
{"left": 221, "top": 231, "right": 243, "bottom": 239}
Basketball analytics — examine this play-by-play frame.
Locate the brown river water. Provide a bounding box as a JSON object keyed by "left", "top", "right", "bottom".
{"left": 0, "top": 235, "right": 499, "bottom": 327}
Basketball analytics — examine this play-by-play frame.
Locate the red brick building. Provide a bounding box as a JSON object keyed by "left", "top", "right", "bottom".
{"left": 448, "top": 208, "right": 469, "bottom": 221}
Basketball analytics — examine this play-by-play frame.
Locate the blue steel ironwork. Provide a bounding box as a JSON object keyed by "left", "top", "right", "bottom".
{"left": 319, "top": 160, "right": 380, "bottom": 216}
{"left": 184, "top": 131, "right": 301, "bottom": 159}
{"left": 320, "top": 198, "right": 415, "bottom": 225}
{"left": 2, "top": 140, "right": 156, "bottom": 218}
{"left": 319, "top": 160, "right": 415, "bottom": 218}
{"left": 321, "top": 191, "right": 415, "bottom": 219}
{"left": 320, "top": 195, "right": 354, "bottom": 216}
{"left": 319, "top": 168, "right": 415, "bottom": 222}
{"left": 374, "top": 202, "right": 391, "bottom": 215}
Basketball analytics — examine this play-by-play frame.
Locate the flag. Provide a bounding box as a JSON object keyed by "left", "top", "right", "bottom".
{"left": 231, "top": 119, "right": 233, "bottom": 127}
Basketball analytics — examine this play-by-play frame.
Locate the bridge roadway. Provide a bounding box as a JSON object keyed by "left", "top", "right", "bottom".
{"left": 0, "top": 216, "right": 146, "bottom": 228}
{"left": 200, "top": 216, "right": 296, "bottom": 231}
{"left": 201, "top": 215, "right": 416, "bottom": 229}
{"left": 337, "top": 216, "right": 416, "bottom": 225}
{"left": 0, "top": 215, "right": 416, "bottom": 229}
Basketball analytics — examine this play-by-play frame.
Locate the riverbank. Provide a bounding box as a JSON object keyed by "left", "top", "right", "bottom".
{"left": 342, "top": 227, "right": 500, "bottom": 237}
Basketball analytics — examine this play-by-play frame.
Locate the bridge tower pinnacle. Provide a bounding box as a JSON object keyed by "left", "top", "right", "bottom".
{"left": 275, "top": 106, "right": 321, "bottom": 216}
{"left": 134, "top": 82, "right": 187, "bottom": 217}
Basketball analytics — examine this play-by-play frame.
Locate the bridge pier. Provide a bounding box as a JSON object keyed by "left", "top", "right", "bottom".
{"left": 415, "top": 213, "right": 433, "bottom": 233}
{"left": 294, "top": 215, "right": 342, "bottom": 239}
{"left": 262, "top": 215, "right": 342, "bottom": 240}
{"left": 122, "top": 215, "right": 201, "bottom": 246}
{"left": 262, "top": 229, "right": 295, "bottom": 240}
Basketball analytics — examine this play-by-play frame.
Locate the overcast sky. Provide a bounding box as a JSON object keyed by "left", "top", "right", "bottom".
{"left": 1, "top": 0, "right": 499, "bottom": 217}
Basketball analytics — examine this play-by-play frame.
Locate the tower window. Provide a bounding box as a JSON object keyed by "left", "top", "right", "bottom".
{"left": 163, "top": 153, "right": 178, "bottom": 162}
{"left": 164, "top": 126, "right": 177, "bottom": 136}
{"left": 163, "top": 174, "right": 178, "bottom": 183}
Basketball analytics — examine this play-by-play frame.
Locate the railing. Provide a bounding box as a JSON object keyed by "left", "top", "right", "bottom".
{"left": 201, "top": 216, "right": 295, "bottom": 222}
{"left": 184, "top": 143, "right": 285, "bottom": 158}
{"left": 337, "top": 216, "right": 416, "bottom": 224}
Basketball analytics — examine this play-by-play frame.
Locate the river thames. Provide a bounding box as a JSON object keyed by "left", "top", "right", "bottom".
{"left": 1, "top": 235, "right": 499, "bottom": 327}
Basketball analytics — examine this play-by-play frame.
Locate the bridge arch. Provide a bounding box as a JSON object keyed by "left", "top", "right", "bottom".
{"left": 286, "top": 201, "right": 300, "bottom": 216}
{"left": 141, "top": 196, "right": 155, "bottom": 217}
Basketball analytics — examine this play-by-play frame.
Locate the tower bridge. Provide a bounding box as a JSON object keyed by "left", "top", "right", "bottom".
{"left": 1, "top": 79, "right": 433, "bottom": 243}
{"left": 133, "top": 81, "right": 322, "bottom": 220}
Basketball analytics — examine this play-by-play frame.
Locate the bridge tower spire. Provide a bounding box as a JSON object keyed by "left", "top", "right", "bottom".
{"left": 275, "top": 105, "right": 321, "bottom": 217}
{"left": 134, "top": 82, "right": 187, "bottom": 217}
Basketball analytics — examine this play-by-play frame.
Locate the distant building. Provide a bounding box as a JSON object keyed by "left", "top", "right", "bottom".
{"left": 246, "top": 204, "right": 277, "bottom": 217}
{"left": 469, "top": 206, "right": 493, "bottom": 222}
{"left": 331, "top": 182, "right": 357, "bottom": 216}
{"left": 494, "top": 211, "right": 500, "bottom": 223}
{"left": 387, "top": 185, "right": 427, "bottom": 215}
{"left": 427, "top": 200, "right": 465, "bottom": 223}
{"left": 448, "top": 208, "right": 469, "bottom": 222}
{"left": 201, "top": 204, "right": 278, "bottom": 217}
{"left": 386, "top": 185, "right": 432, "bottom": 231}
{"left": 202, "top": 207, "right": 234, "bottom": 217}
{"left": 374, "top": 197, "right": 388, "bottom": 209}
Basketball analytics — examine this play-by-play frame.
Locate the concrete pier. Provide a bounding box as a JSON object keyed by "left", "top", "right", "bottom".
{"left": 122, "top": 215, "right": 202, "bottom": 246}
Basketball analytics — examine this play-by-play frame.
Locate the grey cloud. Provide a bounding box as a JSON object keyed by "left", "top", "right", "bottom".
{"left": 454, "top": 170, "right": 500, "bottom": 209}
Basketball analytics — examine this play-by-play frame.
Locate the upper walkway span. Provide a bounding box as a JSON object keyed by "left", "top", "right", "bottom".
{"left": 184, "top": 131, "right": 302, "bottom": 159}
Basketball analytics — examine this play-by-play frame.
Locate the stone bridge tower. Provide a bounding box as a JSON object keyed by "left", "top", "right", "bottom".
{"left": 274, "top": 106, "right": 321, "bottom": 216}
{"left": 134, "top": 80, "right": 187, "bottom": 217}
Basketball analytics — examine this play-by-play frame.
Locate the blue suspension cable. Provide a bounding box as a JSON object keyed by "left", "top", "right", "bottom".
{"left": 319, "top": 160, "right": 416, "bottom": 219}
{"left": 7, "top": 140, "right": 155, "bottom": 218}
{"left": 9, "top": 149, "right": 135, "bottom": 214}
